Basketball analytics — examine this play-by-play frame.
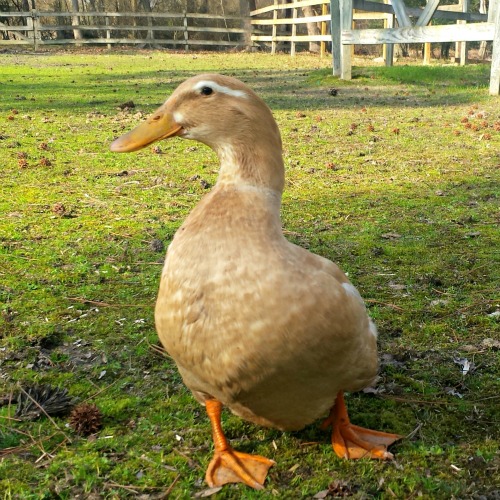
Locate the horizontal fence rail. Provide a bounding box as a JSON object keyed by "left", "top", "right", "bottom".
{"left": 0, "top": 10, "right": 247, "bottom": 49}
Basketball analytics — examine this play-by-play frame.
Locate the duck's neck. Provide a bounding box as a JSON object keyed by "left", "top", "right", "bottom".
{"left": 215, "top": 140, "right": 285, "bottom": 194}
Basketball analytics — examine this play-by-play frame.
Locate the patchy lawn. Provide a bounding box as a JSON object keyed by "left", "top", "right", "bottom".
{"left": 0, "top": 49, "right": 499, "bottom": 498}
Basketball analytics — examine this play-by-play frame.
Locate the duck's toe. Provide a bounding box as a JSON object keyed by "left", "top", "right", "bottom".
{"left": 206, "top": 448, "right": 275, "bottom": 489}
{"left": 323, "top": 392, "right": 402, "bottom": 460}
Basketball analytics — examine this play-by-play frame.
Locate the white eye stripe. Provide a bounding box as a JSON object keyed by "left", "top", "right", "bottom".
{"left": 193, "top": 80, "right": 248, "bottom": 99}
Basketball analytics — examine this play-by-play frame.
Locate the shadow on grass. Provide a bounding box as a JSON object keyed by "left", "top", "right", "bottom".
{"left": 2, "top": 58, "right": 495, "bottom": 114}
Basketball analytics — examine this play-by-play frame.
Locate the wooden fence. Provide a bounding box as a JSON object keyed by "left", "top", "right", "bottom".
{"left": 331, "top": 0, "right": 500, "bottom": 94}
{"left": 0, "top": 10, "right": 247, "bottom": 50}
{"left": 250, "top": 0, "right": 391, "bottom": 57}
{"left": 0, "top": 2, "right": 389, "bottom": 53}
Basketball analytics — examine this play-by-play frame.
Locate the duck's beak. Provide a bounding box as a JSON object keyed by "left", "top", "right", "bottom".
{"left": 110, "top": 106, "right": 182, "bottom": 152}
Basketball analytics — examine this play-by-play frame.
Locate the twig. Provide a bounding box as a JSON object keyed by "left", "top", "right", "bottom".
{"left": 365, "top": 299, "right": 404, "bottom": 311}
{"left": 379, "top": 394, "right": 458, "bottom": 406}
{"left": 405, "top": 422, "right": 423, "bottom": 440}
{"left": 81, "top": 379, "right": 120, "bottom": 404}
{"left": 2, "top": 426, "right": 33, "bottom": 438}
{"left": 2, "top": 426, "right": 65, "bottom": 461}
{"left": 173, "top": 448, "right": 203, "bottom": 470}
{"left": 66, "top": 296, "right": 152, "bottom": 308}
{"left": 8, "top": 389, "right": 14, "bottom": 418}
{"left": 148, "top": 340, "right": 172, "bottom": 359}
{"left": 470, "top": 395, "right": 500, "bottom": 402}
{"left": 103, "top": 481, "right": 141, "bottom": 494}
{"left": 378, "top": 394, "right": 489, "bottom": 407}
{"left": 67, "top": 297, "right": 113, "bottom": 307}
{"left": 164, "top": 473, "right": 181, "bottom": 497}
{"left": 35, "top": 451, "right": 53, "bottom": 464}
{"left": 35, "top": 438, "right": 69, "bottom": 467}
{"left": 103, "top": 480, "right": 169, "bottom": 493}
{"left": 0, "top": 415, "right": 22, "bottom": 422}
{"left": 0, "top": 446, "right": 28, "bottom": 458}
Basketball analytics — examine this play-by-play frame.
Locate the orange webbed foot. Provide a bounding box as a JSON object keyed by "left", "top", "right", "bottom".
{"left": 204, "top": 399, "right": 275, "bottom": 490}
{"left": 206, "top": 447, "right": 275, "bottom": 490}
{"left": 323, "top": 392, "right": 402, "bottom": 460}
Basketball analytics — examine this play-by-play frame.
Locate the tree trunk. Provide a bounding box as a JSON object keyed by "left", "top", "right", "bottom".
{"left": 21, "top": 0, "right": 35, "bottom": 38}
{"left": 140, "top": 0, "right": 154, "bottom": 44}
{"left": 302, "top": 5, "right": 320, "bottom": 53}
{"left": 239, "top": 0, "right": 252, "bottom": 49}
{"left": 70, "top": 0, "right": 83, "bottom": 41}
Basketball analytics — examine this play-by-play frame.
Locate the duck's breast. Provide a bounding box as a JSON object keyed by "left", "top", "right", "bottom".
{"left": 155, "top": 190, "right": 377, "bottom": 430}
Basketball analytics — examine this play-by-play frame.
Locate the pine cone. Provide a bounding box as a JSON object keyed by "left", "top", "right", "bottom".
{"left": 69, "top": 403, "right": 103, "bottom": 435}
{"left": 52, "top": 202, "right": 66, "bottom": 216}
{"left": 15, "top": 385, "right": 74, "bottom": 420}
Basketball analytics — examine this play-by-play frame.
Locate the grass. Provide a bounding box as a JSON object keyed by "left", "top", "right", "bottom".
{"left": 1, "top": 48, "right": 499, "bottom": 498}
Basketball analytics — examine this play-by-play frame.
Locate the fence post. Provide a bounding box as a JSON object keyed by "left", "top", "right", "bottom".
{"left": 330, "top": 0, "right": 341, "bottom": 76}
{"left": 290, "top": 7, "right": 297, "bottom": 56}
{"left": 489, "top": 0, "right": 500, "bottom": 95}
{"left": 183, "top": 11, "right": 188, "bottom": 51}
{"left": 271, "top": 0, "right": 278, "bottom": 54}
{"left": 31, "top": 9, "right": 39, "bottom": 50}
{"left": 25, "top": 8, "right": 33, "bottom": 41}
{"left": 460, "top": 0, "right": 470, "bottom": 65}
{"left": 320, "top": 3, "right": 327, "bottom": 58}
{"left": 105, "top": 15, "right": 111, "bottom": 49}
{"left": 340, "top": 0, "right": 353, "bottom": 79}
{"left": 423, "top": 21, "right": 431, "bottom": 65}
{"left": 383, "top": 13, "right": 394, "bottom": 66}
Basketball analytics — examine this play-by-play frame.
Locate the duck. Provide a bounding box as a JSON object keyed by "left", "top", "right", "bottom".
{"left": 110, "top": 74, "right": 401, "bottom": 490}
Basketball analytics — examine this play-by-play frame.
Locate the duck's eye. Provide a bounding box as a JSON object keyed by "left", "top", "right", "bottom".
{"left": 200, "top": 86, "right": 213, "bottom": 96}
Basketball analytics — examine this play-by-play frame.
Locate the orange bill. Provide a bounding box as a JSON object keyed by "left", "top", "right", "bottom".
{"left": 110, "top": 106, "right": 182, "bottom": 152}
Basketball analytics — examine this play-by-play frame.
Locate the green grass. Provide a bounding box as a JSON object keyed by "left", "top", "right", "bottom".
{"left": 1, "top": 49, "right": 499, "bottom": 498}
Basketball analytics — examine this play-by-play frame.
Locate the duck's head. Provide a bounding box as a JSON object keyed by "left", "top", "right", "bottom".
{"left": 111, "top": 74, "right": 284, "bottom": 191}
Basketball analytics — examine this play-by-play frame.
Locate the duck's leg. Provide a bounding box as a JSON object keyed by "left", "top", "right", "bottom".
{"left": 322, "top": 392, "right": 402, "bottom": 460}
{"left": 204, "top": 399, "right": 275, "bottom": 490}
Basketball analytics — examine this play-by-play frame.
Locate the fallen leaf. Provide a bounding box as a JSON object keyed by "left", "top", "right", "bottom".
{"left": 313, "top": 490, "right": 329, "bottom": 499}
{"left": 381, "top": 233, "right": 402, "bottom": 240}
{"left": 362, "top": 386, "right": 384, "bottom": 395}
{"left": 430, "top": 299, "right": 449, "bottom": 307}
{"left": 482, "top": 337, "right": 500, "bottom": 349}
{"left": 194, "top": 487, "right": 223, "bottom": 497}
{"left": 388, "top": 282, "right": 406, "bottom": 291}
{"left": 380, "top": 353, "right": 405, "bottom": 368}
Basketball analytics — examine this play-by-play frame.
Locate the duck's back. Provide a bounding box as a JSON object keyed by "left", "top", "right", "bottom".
{"left": 155, "top": 186, "right": 378, "bottom": 430}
